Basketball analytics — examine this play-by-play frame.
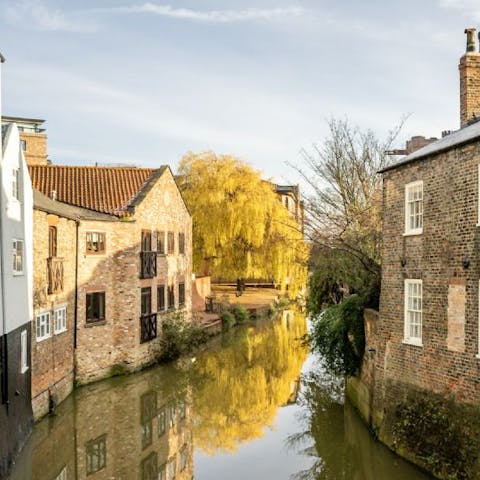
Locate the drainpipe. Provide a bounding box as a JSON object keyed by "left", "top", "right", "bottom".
{"left": 0, "top": 150, "right": 7, "bottom": 406}
{"left": 73, "top": 220, "right": 79, "bottom": 349}
{"left": 0, "top": 74, "right": 7, "bottom": 406}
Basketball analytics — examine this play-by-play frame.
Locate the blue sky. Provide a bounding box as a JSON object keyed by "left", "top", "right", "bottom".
{"left": 0, "top": 0, "right": 479, "bottom": 184}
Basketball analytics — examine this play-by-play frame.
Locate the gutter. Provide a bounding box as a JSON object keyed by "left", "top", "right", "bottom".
{"left": 380, "top": 131, "right": 480, "bottom": 174}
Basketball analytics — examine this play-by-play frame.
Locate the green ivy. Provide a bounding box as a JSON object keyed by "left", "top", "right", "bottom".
{"left": 309, "top": 295, "right": 365, "bottom": 376}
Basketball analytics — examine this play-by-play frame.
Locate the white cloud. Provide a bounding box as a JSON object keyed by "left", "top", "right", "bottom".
{"left": 4, "top": 0, "right": 98, "bottom": 32}
{"left": 96, "top": 3, "right": 306, "bottom": 23}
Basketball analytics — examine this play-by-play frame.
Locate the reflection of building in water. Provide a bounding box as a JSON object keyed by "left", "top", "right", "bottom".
{"left": 16, "top": 365, "right": 194, "bottom": 480}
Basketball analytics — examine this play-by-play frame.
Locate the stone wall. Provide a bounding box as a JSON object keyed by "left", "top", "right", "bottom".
{"left": 31, "top": 209, "right": 76, "bottom": 420}
{"left": 75, "top": 168, "right": 192, "bottom": 384}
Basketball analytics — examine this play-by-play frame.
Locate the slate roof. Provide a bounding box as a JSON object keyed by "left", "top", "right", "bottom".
{"left": 33, "top": 189, "right": 118, "bottom": 222}
{"left": 380, "top": 120, "right": 480, "bottom": 173}
{"left": 29, "top": 165, "right": 166, "bottom": 217}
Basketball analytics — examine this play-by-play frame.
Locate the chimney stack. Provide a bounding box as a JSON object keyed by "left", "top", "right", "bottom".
{"left": 459, "top": 28, "right": 480, "bottom": 127}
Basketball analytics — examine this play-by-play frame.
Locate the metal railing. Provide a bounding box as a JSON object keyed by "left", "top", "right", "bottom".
{"left": 140, "top": 251, "right": 157, "bottom": 279}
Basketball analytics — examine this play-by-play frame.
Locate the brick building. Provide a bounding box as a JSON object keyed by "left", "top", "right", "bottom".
{"left": 31, "top": 191, "right": 99, "bottom": 419}
{"left": 30, "top": 165, "right": 192, "bottom": 386}
{"left": 347, "top": 28, "right": 480, "bottom": 475}
{"left": 1, "top": 116, "right": 48, "bottom": 166}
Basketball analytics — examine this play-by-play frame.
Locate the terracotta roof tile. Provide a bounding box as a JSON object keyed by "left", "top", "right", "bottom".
{"left": 29, "top": 165, "right": 159, "bottom": 217}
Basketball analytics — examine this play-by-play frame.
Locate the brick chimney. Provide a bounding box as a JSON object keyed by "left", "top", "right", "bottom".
{"left": 459, "top": 28, "right": 480, "bottom": 127}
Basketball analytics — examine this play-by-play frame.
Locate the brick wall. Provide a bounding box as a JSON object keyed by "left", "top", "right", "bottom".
{"left": 460, "top": 52, "right": 480, "bottom": 127}
{"left": 20, "top": 132, "right": 47, "bottom": 166}
{"left": 31, "top": 209, "right": 76, "bottom": 420}
{"left": 376, "top": 141, "right": 480, "bottom": 428}
{"left": 75, "top": 168, "right": 192, "bottom": 384}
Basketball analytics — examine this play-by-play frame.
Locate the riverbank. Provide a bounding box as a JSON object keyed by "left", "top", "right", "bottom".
{"left": 195, "top": 286, "right": 283, "bottom": 335}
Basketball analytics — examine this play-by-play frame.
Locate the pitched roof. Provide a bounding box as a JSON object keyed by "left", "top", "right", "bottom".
{"left": 33, "top": 189, "right": 118, "bottom": 222}
{"left": 380, "top": 120, "right": 480, "bottom": 173}
{"left": 29, "top": 165, "right": 165, "bottom": 217}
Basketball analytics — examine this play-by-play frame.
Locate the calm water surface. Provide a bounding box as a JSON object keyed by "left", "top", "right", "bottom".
{"left": 8, "top": 311, "right": 431, "bottom": 480}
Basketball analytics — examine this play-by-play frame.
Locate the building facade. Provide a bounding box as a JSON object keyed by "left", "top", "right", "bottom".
{"left": 1, "top": 116, "right": 48, "bottom": 167}
{"left": 30, "top": 165, "right": 192, "bottom": 385}
{"left": 31, "top": 191, "right": 79, "bottom": 420}
{"left": 0, "top": 54, "right": 35, "bottom": 477}
{"left": 346, "top": 29, "right": 480, "bottom": 477}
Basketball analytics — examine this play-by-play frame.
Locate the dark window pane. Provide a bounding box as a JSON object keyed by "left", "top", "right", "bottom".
{"left": 178, "top": 283, "right": 185, "bottom": 306}
{"left": 49, "top": 226, "right": 57, "bottom": 257}
{"left": 157, "top": 285, "right": 165, "bottom": 311}
{"left": 178, "top": 233, "right": 185, "bottom": 254}
{"left": 86, "top": 292, "right": 105, "bottom": 323}
{"left": 141, "top": 287, "right": 152, "bottom": 315}
{"left": 167, "top": 232, "right": 174, "bottom": 254}
{"left": 142, "top": 231, "right": 152, "bottom": 252}
{"left": 157, "top": 231, "right": 165, "bottom": 254}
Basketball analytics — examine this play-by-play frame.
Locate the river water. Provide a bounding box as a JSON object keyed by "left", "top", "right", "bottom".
{"left": 8, "top": 311, "right": 431, "bottom": 480}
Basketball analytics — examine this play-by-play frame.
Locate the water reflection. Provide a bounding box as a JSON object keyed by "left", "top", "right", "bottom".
{"left": 8, "top": 311, "right": 430, "bottom": 480}
{"left": 9, "top": 361, "right": 194, "bottom": 480}
{"left": 192, "top": 310, "right": 308, "bottom": 454}
{"left": 288, "top": 362, "right": 431, "bottom": 480}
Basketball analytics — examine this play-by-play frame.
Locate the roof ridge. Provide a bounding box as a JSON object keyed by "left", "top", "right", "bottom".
{"left": 28, "top": 164, "right": 166, "bottom": 217}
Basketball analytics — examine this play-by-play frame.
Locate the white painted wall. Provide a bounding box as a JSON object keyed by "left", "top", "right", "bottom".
{"left": 0, "top": 56, "right": 3, "bottom": 339}
{"left": 1, "top": 122, "right": 33, "bottom": 334}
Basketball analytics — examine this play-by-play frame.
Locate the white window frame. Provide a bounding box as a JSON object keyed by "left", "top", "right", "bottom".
{"left": 404, "top": 181, "right": 423, "bottom": 236}
{"left": 54, "top": 306, "right": 67, "bottom": 334}
{"left": 12, "top": 239, "right": 24, "bottom": 275}
{"left": 20, "top": 330, "right": 28, "bottom": 373}
{"left": 36, "top": 311, "right": 51, "bottom": 342}
{"left": 404, "top": 279, "right": 423, "bottom": 346}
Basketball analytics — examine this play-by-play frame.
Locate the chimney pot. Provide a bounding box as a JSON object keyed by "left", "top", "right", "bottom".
{"left": 465, "top": 28, "right": 477, "bottom": 52}
{"left": 51, "top": 190, "right": 56, "bottom": 201}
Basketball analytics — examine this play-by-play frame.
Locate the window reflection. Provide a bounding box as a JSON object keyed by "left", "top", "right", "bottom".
{"left": 141, "top": 452, "right": 157, "bottom": 480}
{"left": 86, "top": 434, "right": 106, "bottom": 475}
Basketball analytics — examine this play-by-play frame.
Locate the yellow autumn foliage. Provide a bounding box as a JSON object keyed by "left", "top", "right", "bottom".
{"left": 192, "top": 311, "right": 308, "bottom": 454}
{"left": 178, "top": 152, "right": 308, "bottom": 296}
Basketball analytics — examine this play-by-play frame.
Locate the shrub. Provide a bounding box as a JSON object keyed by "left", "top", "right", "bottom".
{"left": 393, "top": 393, "right": 478, "bottom": 480}
{"left": 232, "top": 304, "right": 250, "bottom": 323}
{"left": 309, "top": 295, "right": 365, "bottom": 376}
{"left": 221, "top": 311, "right": 235, "bottom": 330}
{"left": 160, "top": 312, "right": 209, "bottom": 362}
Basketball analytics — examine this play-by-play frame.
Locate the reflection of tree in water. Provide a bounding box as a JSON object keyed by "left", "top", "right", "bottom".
{"left": 287, "top": 364, "right": 348, "bottom": 480}
{"left": 192, "top": 313, "right": 308, "bottom": 454}
{"left": 287, "top": 361, "right": 431, "bottom": 480}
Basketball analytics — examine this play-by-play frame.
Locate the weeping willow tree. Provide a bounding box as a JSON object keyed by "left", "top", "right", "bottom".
{"left": 177, "top": 152, "right": 307, "bottom": 296}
